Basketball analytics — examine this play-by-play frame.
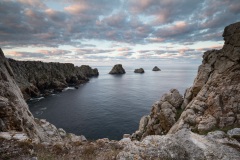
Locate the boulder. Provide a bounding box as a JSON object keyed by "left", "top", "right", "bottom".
{"left": 152, "top": 66, "right": 161, "bottom": 71}
{"left": 134, "top": 68, "right": 144, "bottom": 73}
{"left": 109, "top": 64, "right": 126, "bottom": 74}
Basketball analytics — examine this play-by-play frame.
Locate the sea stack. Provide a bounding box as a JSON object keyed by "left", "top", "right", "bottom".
{"left": 109, "top": 64, "right": 126, "bottom": 74}
{"left": 152, "top": 66, "right": 161, "bottom": 71}
{"left": 134, "top": 68, "right": 144, "bottom": 73}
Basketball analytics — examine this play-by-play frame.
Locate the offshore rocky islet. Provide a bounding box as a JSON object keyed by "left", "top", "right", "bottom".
{"left": 0, "top": 22, "right": 240, "bottom": 159}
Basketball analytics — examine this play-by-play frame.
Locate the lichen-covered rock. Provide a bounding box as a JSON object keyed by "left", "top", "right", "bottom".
{"left": 109, "top": 64, "right": 126, "bottom": 74}
{"left": 118, "top": 129, "right": 240, "bottom": 160}
{"left": 134, "top": 68, "right": 144, "bottom": 73}
{"left": 8, "top": 59, "right": 98, "bottom": 100}
{"left": 152, "top": 66, "right": 161, "bottom": 71}
{"left": 131, "top": 89, "right": 183, "bottom": 140}
{"left": 169, "top": 22, "right": 240, "bottom": 134}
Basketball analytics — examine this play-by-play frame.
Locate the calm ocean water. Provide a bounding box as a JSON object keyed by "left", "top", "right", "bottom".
{"left": 29, "top": 65, "right": 198, "bottom": 140}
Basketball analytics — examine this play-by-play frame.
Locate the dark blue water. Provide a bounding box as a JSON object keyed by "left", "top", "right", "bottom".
{"left": 29, "top": 65, "right": 198, "bottom": 140}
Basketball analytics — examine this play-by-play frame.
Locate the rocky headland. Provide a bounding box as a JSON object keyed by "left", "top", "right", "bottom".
{"left": 0, "top": 22, "right": 240, "bottom": 159}
{"left": 8, "top": 58, "right": 98, "bottom": 100}
{"left": 109, "top": 64, "right": 126, "bottom": 74}
{"left": 134, "top": 68, "right": 145, "bottom": 73}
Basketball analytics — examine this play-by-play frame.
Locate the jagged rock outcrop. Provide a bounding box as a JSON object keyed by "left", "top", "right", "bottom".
{"left": 0, "top": 48, "right": 86, "bottom": 144}
{"left": 118, "top": 129, "right": 240, "bottom": 160}
{"left": 134, "top": 68, "right": 144, "bottom": 73}
{"left": 169, "top": 22, "right": 240, "bottom": 134}
{"left": 152, "top": 66, "right": 161, "bottom": 71}
{"left": 77, "top": 65, "right": 99, "bottom": 77}
{"left": 8, "top": 59, "right": 98, "bottom": 100}
{"left": 109, "top": 64, "right": 126, "bottom": 74}
{"left": 132, "top": 89, "right": 183, "bottom": 140}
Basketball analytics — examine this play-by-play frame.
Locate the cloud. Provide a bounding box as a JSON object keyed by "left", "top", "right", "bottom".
{"left": 0, "top": 0, "right": 239, "bottom": 63}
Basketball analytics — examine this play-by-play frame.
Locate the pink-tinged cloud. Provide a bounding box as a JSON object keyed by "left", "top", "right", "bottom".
{"left": 116, "top": 47, "right": 132, "bottom": 52}
{"left": 155, "top": 21, "right": 194, "bottom": 40}
{"left": 64, "top": 3, "right": 89, "bottom": 14}
{"left": 196, "top": 44, "right": 223, "bottom": 51}
{"left": 18, "top": 0, "right": 46, "bottom": 8}
{"left": 146, "top": 37, "right": 165, "bottom": 43}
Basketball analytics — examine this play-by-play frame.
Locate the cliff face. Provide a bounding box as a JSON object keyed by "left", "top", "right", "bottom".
{"left": 169, "top": 22, "right": 240, "bottom": 134}
{"left": 8, "top": 59, "right": 99, "bottom": 100}
{"left": 132, "top": 22, "right": 240, "bottom": 138}
{"left": 0, "top": 48, "right": 89, "bottom": 147}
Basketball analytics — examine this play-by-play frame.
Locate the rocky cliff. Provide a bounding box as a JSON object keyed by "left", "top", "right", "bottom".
{"left": 0, "top": 48, "right": 87, "bottom": 143}
{"left": 1, "top": 22, "right": 240, "bottom": 160}
{"left": 169, "top": 22, "right": 240, "bottom": 134}
{"left": 8, "top": 58, "right": 98, "bottom": 100}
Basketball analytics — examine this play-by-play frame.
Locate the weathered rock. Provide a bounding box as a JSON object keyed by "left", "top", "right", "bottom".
{"left": 132, "top": 89, "right": 183, "bottom": 140}
{"left": 0, "top": 48, "right": 87, "bottom": 144}
{"left": 169, "top": 22, "right": 240, "bottom": 134}
{"left": 152, "top": 66, "right": 161, "bottom": 71}
{"left": 8, "top": 59, "right": 98, "bottom": 100}
{"left": 119, "top": 129, "right": 240, "bottom": 160}
{"left": 109, "top": 64, "right": 126, "bottom": 74}
{"left": 134, "top": 68, "right": 144, "bottom": 73}
{"left": 77, "top": 65, "right": 99, "bottom": 77}
{"left": 227, "top": 128, "right": 240, "bottom": 141}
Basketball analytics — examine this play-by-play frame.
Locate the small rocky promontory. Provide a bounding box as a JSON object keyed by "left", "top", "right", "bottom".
{"left": 152, "top": 66, "right": 161, "bottom": 71}
{"left": 8, "top": 59, "right": 99, "bottom": 100}
{"left": 134, "top": 68, "right": 144, "bottom": 73}
{"left": 109, "top": 64, "right": 126, "bottom": 74}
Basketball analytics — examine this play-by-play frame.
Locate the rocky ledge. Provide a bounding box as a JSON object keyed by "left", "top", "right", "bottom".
{"left": 109, "top": 64, "right": 126, "bottom": 74}
{"left": 8, "top": 58, "right": 98, "bottom": 100}
{"left": 134, "top": 68, "right": 144, "bottom": 73}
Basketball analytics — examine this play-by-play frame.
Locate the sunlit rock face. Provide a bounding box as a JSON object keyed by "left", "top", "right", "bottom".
{"left": 109, "top": 64, "right": 126, "bottom": 74}
{"left": 169, "top": 22, "right": 240, "bottom": 134}
{"left": 8, "top": 59, "right": 98, "bottom": 100}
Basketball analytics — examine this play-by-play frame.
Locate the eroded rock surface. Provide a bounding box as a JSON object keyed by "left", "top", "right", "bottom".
{"left": 169, "top": 22, "right": 240, "bottom": 134}
{"left": 8, "top": 59, "right": 98, "bottom": 100}
{"left": 118, "top": 129, "right": 240, "bottom": 160}
{"left": 109, "top": 64, "right": 126, "bottom": 74}
{"left": 132, "top": 89, "right": 183, "bottom": 140}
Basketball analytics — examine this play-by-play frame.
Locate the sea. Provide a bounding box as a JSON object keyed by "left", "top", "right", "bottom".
{"left": 28, "top": 65, "right": 198, "bottom": 140}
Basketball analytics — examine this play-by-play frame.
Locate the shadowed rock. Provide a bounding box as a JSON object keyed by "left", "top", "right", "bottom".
{"left": 8, "top": 59, "right": 98, "bottom": 100}
{"left": 134, "top": 68, "right": 144, "bottom": 73}
{"left": 152, "top": 66, "right": 161, "bottom": 71}
{"left": 109, "top": 64, "right": 125, "bottom": 74}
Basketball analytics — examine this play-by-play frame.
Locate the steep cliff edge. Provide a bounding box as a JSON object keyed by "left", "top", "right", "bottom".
{"left": 131, "top": 22, "right": 240, "bottom": 140}
{"left": 169, "top": 22, "right": 240, "bottom": 134}
{"left": 8, "top": 58, "right": 99, "bottom": 100}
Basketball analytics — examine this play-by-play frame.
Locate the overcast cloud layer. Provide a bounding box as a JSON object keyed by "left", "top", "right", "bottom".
{"left": 1, "top": 0, "right": 240, "bottom": 66}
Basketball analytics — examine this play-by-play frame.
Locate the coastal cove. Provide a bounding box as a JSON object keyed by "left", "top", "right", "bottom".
{"left": 28, "top": 66, "right": 198, "bottom": 140}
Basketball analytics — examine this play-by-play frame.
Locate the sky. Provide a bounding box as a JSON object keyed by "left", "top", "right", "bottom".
{"left": 0, "top": 0, "right": 240, "bottom": 67}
